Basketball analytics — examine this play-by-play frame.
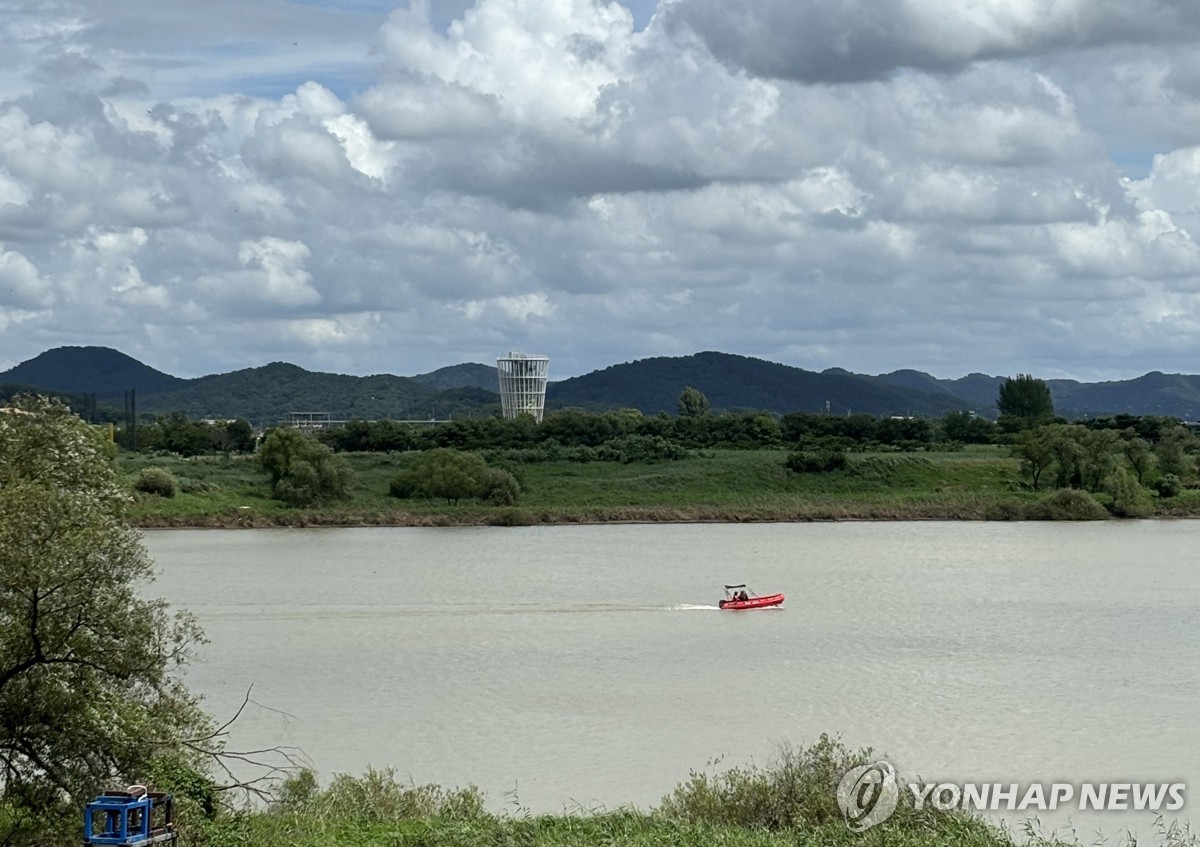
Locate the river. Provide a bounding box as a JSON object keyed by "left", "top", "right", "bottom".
{"left": 145, "top": 521, "right": 1198, "bottom": 840}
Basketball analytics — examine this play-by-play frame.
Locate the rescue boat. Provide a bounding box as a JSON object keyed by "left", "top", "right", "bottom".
{"left": 718, "top": 584, "right": 784, "bottom": 610}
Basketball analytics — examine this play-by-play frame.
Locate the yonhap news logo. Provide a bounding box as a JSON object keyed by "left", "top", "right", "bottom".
{"left": 837, "top": 762, "right": 900, "bottom": 832}
{"left": 836, "top": 762, "right": 1186, "bottom": 832}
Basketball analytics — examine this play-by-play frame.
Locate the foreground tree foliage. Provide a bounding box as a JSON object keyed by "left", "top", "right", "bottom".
{"left": 0, "top": 396, "right": 212, "bottom": 843}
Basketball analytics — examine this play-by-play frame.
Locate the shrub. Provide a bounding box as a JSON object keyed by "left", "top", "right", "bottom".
{"left": 275, "top": 766, "right": 485, "bottom": 822}
{"left": 390, "top": 449, "right": 521, "bottom": 504}
{"left": 1102, "top": 467, "right": 1153, "bottom": 517}
{"left": 145, "top": 753, "right": 218, "bottom": 820}
{"left": 658, "top": 735, "right": 863, "bottom": 829}
{"left": 1156, "top": 473, "right": 1183, "bottom": 498}
{"left": 983, "top": 500, "right": 1026, "bottom": 521}
{"left": 596, "top": 435, "right": 689, "bottom": 463}
{"left": 488, "top": 444, "right": 599, "bottom": 463}
{"left": 176, "top": 476, "right": 216, "bottom": 494}
{"left": 1027, "top": 488, "right": 1109, "bottom": 521}
{"left": 785, "top": 449, "right": 847, "bottom": 474}
{"left": 485, "top": 508, "right": 535, "bottom": 526}
{"left": 480, "top": 467, "right": 520, "bottom": 505}
{"left": 134, "top": 467, "right": 178, "bottom": 498}
{"left": 657, "top": 734, "right": 959, "bottom": 833}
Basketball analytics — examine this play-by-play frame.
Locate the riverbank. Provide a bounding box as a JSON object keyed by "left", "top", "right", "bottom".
{"left": 125, "top": 499, "right": 1015, "bottom": 528}
{"left": 176, "top": 740, "right": 1094, "bottom": 847}
{"left": 117, "top": 447, "right": 1200, "bottom": 527}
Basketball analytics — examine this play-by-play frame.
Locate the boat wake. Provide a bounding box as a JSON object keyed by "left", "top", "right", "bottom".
{"left": 204, "top": 602, "right": 725, "bottom": 621}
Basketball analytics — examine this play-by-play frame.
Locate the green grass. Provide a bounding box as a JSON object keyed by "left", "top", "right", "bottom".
{"left": 113, "top": 446, "right": 1200, "bottom": 526}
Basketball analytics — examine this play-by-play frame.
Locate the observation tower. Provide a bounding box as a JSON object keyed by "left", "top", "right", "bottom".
{"left": 497, "top": 352, "right": 549, "bottom": 423}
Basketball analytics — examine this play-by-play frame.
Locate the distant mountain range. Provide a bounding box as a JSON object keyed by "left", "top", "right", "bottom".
{"left": 4, "top": 346, "right": 1200, "bottom": 425}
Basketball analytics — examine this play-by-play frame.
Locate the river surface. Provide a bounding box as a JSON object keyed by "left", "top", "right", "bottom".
{"left": 145, "top": 522, "right": 1198, "bottom": 840}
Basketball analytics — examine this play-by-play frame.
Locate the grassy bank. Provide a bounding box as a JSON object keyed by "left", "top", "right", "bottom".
{"left": 115, "top": 446, "right": 1200, "bottom": 527}
{"left": 116, "top": 447, "right": 1026, "bottom": 526}
{"left": 168, "top": 739, "right": 1101, "bottom": 847}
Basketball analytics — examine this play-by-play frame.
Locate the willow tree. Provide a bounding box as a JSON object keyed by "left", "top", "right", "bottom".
{"left": 0, "top": 396, "right": 210, "bottom": 840}
{"left": 677, "top": 386, "right": 710, "bottom": 418}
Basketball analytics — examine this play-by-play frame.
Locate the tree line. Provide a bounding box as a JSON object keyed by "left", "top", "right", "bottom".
{"left": 111, "top": 391, "right": 1194, "bottom": 459}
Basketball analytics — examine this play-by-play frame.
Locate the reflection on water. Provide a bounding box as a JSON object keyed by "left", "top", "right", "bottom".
{"left": 145, "top": 522, "right": 1199, "bottom": 840}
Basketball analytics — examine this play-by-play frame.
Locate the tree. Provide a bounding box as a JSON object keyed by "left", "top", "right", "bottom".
{"left": 258, "top": 428, "right": 353, "bottom": 506}
{"left": 1078, "top": 428, "right": 1120, "bottom": 493}
{"left": 221, "top": 419, "right": 256, "bottom": 453}
{"left": 677, "top": 386, "right": 710, "bottom": 418}
{"left": 940, "top": 410, "right": 996, "bottom": 444}
{"left": 997, "top": 374, "right": 1054, "bottom": 428}
{"left": 1046, "top": 424, "right": 1087, "bottom": 489}
{"left": 1154, "top": 426, "right": 1195, "bottom": 479}
{"left": 1123, "top": 436, "right": 1154, "bottom": 484}
{"left": 1011, "top": 427, "right": 1056, "bottom": 490}
{"left": 0, "top": 396, "right": 210, "bottom": 840}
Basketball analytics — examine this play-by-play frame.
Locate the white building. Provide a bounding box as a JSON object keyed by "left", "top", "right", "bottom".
{"left": 497, "top": 352, "right": 549, "bottom": 423}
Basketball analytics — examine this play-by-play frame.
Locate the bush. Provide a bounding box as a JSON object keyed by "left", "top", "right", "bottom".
{"left": 785, "top": 449, "right": 847, "bottom": 474}
{"left": 480, "top": 467, "right": 521, "bottom": 505}
{"left": 176, "top": 476, "right": 216, "bottom": 494}
{"left": 658, "top": 735, "right": 863, "bottom": 830}
{"left": 275, "top": 766, "right": 485, "bottom": 822}
{"left": 1156, "top": 473, "right": 1183, "bottom": 498}
{"left": 657, "top": 734, "right": 960, "bottom": 834}
{"left": 596, "top": 435, "right": 689, "bottom": 463}
{"left": 488, "top": 444, "right": 599, "bottom": 463}
{"left": 1102, "top": 467, "right": 1153, "bottom": 517}
{"left": 983, "top": 500, "right": 1026, "bottom": 521}
{"left": 134, "top": 467, "right": 178, "bottom": 498}
{"left": 485, "top": 508, "right": 535, "bottom": 526}
{"left": 389, "top": 449, "right": 521, "bottom": 505}
{"left": 1026, "top": 488, "right": 1109, "bottom": 521}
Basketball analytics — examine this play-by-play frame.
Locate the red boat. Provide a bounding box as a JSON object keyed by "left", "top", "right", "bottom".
{"left": 718, "top": 584, "right": 784, "bottom": 610}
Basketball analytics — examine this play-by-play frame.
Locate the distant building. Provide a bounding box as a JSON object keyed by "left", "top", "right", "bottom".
{"left": 497, "top": 352, "right": 549, "bottom": 423}
{"left": 286, "top": 412, "right": 332, "bottom": 431}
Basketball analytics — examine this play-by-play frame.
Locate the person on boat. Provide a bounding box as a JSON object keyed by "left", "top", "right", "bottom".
{"left": 736, "top": 590, "right": 749, "bottom": 602}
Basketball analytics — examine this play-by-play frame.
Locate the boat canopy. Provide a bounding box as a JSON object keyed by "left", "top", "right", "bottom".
{"left": 724, "top": 584, "right": 746, "bottom": 589}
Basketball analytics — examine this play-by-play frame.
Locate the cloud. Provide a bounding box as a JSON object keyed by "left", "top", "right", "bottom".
{"left": 2, "top": 0, "right": 1200, "bottom": 383}
{"left": 0, "top": 248, "right": 50, "bottom": 309}
{"left": 660, "top": 0, "right": 1200, "bottom": 83}
{"left": 194, "top": 237, "right": 324, "bottom": 314}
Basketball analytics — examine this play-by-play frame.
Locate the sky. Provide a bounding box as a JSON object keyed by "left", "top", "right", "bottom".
{"left": 3, "top": 0, "right": 1200, "bottom": 382}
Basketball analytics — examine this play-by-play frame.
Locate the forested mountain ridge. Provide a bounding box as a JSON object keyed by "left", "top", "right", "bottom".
{"left": 6, "top": 346, "right": 1200, "bottom": 424}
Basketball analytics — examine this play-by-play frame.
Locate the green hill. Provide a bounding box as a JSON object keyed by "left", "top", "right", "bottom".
{"left": 135, "top": 364, "right": 500, "bottom": 427}
{"left": 547, "top": 351, "right": 969, "bottom": 416}
{"left": 411, "top": 362, "right": 498, "bottom": 392}
{"left": 2, "top": 346, "right": 184, "bottom": 396}
{"left": 10, "top": 346, "right": 1200, "bottom": 425}
{"left": 1048, "top": 371, "right": 1200, "bottom": 420}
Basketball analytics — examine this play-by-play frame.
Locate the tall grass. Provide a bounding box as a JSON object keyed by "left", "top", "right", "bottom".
{"left": 181, "top": 737, "right": 1154, "bottom": 847}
